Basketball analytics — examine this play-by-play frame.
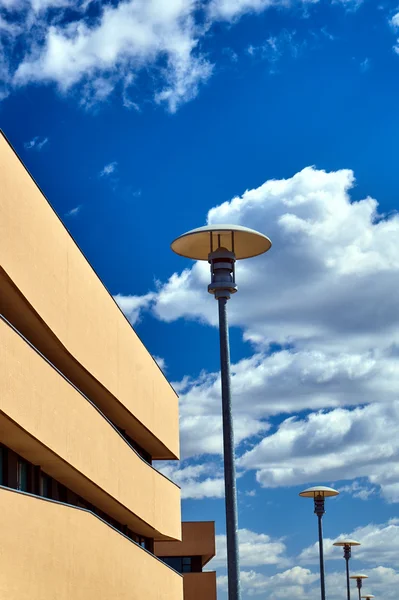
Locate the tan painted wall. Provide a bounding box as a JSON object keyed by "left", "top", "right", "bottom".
{"left": 0, "top": 487, "right": 183, "bottom": 600}
{"left": 183, "top": 572, "right": 217, "bottom": 600}
{"left": 155, "top": 521, "right": 216, "bottom": 565}
{"left": 0, "top": 316, "right": 181, "bottom": 541}
{"left": 0, "top": 132, "right": 179, "bottom": 460}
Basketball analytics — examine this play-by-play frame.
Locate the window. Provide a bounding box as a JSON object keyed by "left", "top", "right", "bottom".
{"left": 160, "top": 557, "right": 183, "bottom": 572}
{"left": 182, "top": 557, "right": 192, "bottom": 573}
{"left": 40, "top": 473, "right": 52, "bottom": 499}
{"left": 158, "top": 557, "right": 194, "bottom": 573}
{"left": 17, "top": 459, "right": 28, "bottom": 491}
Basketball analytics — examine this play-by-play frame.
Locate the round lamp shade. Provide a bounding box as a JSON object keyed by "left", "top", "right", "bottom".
{"left": 299, "top": 486, "right": 339, "bottom": 498}
{"left": 171, "top": 224, "right": 272, "bottom": 261}
{"left": 361, "top": 595, "right": 374, "bottom": 598}
{"left": 333, "top": 539, "right": 361, "bottom": 547}
{"left": 350, "top": 575, "right": 368, "bottom": 580}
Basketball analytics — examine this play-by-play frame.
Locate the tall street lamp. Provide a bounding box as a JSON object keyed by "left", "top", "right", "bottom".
{"left": 350, "top": 574, "right": 369, "bottom": 600}
{"left": 333, "top": 539, "right": 361, "bottom": 600}
{"left": 361, "top": 594, "right": 374, "bottom": 599}
{"left": 299, "top": 486, "right": 339, "bottom": 600}
{"left": 171, "top": 224, "right": 272, "bottom": 600}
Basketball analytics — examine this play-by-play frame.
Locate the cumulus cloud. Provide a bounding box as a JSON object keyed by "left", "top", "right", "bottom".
{"left": 211, "top": 528, "right": 289, "bottom": 569}
{"left": 218, "top": 565, "right": 399, "bottom": 599}
{"left": 338, "top": 479, "right": 377, "bottom": 501}
{"left": 156, "top": 461, "right": 225, "bottom": 499}
{"left": 0, "top": 0, "right": 364, "bottom": 109}
{"left": 391, "top": 13, "right": 399, "bottom": 55}
{"left": 153, "top": 355, "right": 167, "bottom": 372}
{"left": 300, "top": 519, "right": 399, "bottom": 567}
{"left": 218, "top": 566, "right": 318, "bottom": 598}
{"left": 238, "top": 402, "right": 399, "bottom": 501}
{"left": 9, "top": 0, "right": 213, "bottom": 112}
{"left": 154, "top": 166, "right": 399, "bottom": 353}
{"left": 208, "top": 0, "right": 287, "bottom": 22}
{"left": 113, "top": 292, "right": 154, "bottom": 325}
{"left": 114, "top": 165, "right": 399, "bottom": 499}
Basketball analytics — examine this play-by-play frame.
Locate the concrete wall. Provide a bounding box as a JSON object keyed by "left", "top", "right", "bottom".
{"left": 0, "top": 132, "right": 179, "bottom": 460}
{"left": 0, "top": 316, "right": 181, "bottom": 541}
{"left": 0, "top": 487, "right": 183, "bottom": 600}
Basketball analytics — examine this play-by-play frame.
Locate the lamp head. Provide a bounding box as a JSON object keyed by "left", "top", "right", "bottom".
{"left": 299, "top": 486, "right": 340, "bottom": 498}
{"left": 171, "top": 224, "right": 272, "bottom": 261}
{"left": 333, "top": 539, "right": 361, "bottom": 547}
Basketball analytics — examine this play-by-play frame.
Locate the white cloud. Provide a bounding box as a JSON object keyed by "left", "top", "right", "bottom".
{"left": 153, "top": 355, "right": 167, "bottom": 372}
{"left": 218, "top": 566, "right": 318, "bottom": 597}
{"left": 12, "top": 0, "right": 213, "bottom": 112}
{"left": 0, "top": 0, "right": 363, "bottom": 109}
{"left": 211, "top": 529, "right": 289, "bottom": 569}
{"left": 24, "top": 135, "right": 48, "bottom": 150}
{"left": 208, "top": 0, "right": 287, "bottom": 22}
{"left": 65, "top": 204, "right": 82, "bottom": 217}
{"left": 300, "top": 519, "right": 399, "bottom": 567}
{"left": 218, "top": 565, "right": 399, "bottom": 599}
{"left": 113, "top": 292, "right": 154, "bottom": 325}
{"left": 154, "top": 166, "right": 399, "bottom": 353}
{"left": 115, "top": 166, "right": 399, "bottom": 497}
{"left": 338, "top": 480, "right": 377, "bottom": 500}
{"left": 156, "top": 461, "right": 225, "bottom": 499}
{"left": 238, "top": 402, "right": 399, "bottom": 502}
{"left": 100, "top": 161, "right": 117, "bottom": 177}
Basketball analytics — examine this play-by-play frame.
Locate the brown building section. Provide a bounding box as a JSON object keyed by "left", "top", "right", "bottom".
{"left": 155, "top": 522, "right": 217, "bottom": 600}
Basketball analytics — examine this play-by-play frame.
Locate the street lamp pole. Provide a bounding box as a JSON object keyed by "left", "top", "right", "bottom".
{"left": 350, "top": 574, "right": 368, "bottom": 600}
{"left": 299, "top": 487, "right": 339, "bottom": 600}
{"left": 171, "top": 224, "right": 272, "bottom": 600}
{"left": 333, "top": 539, "right": 361, "bottom": 600}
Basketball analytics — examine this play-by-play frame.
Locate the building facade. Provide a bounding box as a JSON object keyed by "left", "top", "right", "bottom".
{"left": 155, "top": 521, "right": 217, "bottom": 600}
{"left": 0, "top": 131, "right": 186, "bottom": 599}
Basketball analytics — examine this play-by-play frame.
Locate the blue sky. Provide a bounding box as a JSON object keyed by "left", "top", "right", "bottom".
{"left": 2, "top": 0, "right": 399, "bottom": 597}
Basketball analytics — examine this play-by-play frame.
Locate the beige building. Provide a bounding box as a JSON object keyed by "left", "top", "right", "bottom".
{"left": 0, "top": 131, "right": 216, "bottom": 599}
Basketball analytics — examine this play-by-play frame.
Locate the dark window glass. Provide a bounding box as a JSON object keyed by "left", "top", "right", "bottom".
{"left": 40, "top": 473, "right": 52, "bottom": 498}
{"left": 160, "top": 557, "right": 183, "bottom": 572}
{"left": 17, "top": 460, "right": 28, "bottom": 491}
{"left": 182, "top": 557, "right": 192, "bottom": 573}
{"left": 57, "top": 483, "right": 67, "bottom": 503}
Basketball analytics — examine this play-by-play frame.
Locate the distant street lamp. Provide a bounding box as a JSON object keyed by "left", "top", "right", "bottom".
{"left": 333, "top": 539, "right": 361, "bottom": 600}
{"left": 350, "top": 574, "right": 369, "bottom": 600}
{"left": 299, "top": 486, "right": 339, "bottom": 600}
{"left": 171, "top": 224, "right": 272, "bottom": 600}
{"left": 361, "top": 594, "right": 374, "bottom": 600}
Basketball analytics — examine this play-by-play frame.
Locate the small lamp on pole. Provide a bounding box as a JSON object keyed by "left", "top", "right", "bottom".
{"left": 333, "top": 539, "right": 361, "bottom": 600}
{"left": 299, "top": 486, "right": 339, "bottom": 600}
{"left": 361, "top": 595, "right": 374, "bottom": 600}
{"left": 171, "top": 224, "right": 272, "bottom": 600}
{"left": 350, "top": 573, "right": 368, "bottom": 600}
